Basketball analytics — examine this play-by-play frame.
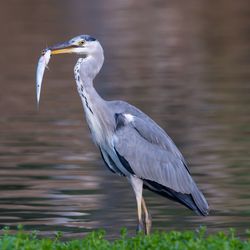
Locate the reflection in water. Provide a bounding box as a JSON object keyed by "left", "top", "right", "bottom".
{"left": 0, "top": 0, "right": 250, "bottom": 239}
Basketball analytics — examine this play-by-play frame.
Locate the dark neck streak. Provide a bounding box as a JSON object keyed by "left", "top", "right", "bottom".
{"left": 80, "top": 81, "right": 102, "bottom": 115}
{"left": 74, "top": 58, "right": 115, "bottom": 144}
{"left": 80, "top": 85, "right": 93, "bottom": 114}
{"left": 74, "top": 59, "right": 98, "bottom": 116}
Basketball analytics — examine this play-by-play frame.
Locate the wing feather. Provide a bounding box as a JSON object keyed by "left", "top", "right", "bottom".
{"left": 113, "top": 113, "right": 209, "bottom": 215}
{"left": 114, "top": 121, "right": 191, "bottom": 193}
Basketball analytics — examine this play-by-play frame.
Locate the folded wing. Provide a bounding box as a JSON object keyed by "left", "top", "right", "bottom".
{"left": 114, "top": 113, "right": 209, "bottom": 215}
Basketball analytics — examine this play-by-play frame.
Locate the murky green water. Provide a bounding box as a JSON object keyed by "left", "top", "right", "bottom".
{"left": 0, "top": 0, "right": 249, "bottom": 239}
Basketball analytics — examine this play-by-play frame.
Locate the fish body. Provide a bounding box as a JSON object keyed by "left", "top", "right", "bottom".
{"left": 36, "top": 49, "right": 51, "bottom": 106}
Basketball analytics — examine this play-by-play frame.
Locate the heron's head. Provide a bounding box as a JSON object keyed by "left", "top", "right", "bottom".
{"left": 45, "top": 35, "right": 103, "bottom": 58}
{"left": 45, "top": 35, "right": 104, "bottom": 79}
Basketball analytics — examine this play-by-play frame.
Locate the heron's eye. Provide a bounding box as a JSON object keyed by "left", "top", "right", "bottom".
{"left": 78, "top": 40, "right": 85, "bottom": 46}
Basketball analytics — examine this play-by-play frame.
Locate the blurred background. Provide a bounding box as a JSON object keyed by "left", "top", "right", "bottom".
{"left": 0, "top": 0, "right": 249, "bottom": 239}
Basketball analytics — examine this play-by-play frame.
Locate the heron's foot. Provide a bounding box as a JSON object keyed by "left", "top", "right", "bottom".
{"left": 136, "top": 221, "right": 145, "bottom": 234}
{"left": 143, "top": 212, "right": 152, "bottom": 235}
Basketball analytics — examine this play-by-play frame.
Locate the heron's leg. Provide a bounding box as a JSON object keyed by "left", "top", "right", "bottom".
{"left": 128, "top": 176, "right": 144, "bottom": 233}
{"left": 141, "top": 197, "right": 152, "bottom": 235}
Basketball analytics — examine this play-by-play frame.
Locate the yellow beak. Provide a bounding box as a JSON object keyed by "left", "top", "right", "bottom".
{"left": 50, "top": 48, "right": 74, "bottom": 55}
{"left": 46, "top": 41, "right": 76, "bottom": 55}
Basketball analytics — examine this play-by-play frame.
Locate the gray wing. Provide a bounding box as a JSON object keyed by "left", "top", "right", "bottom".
{"left": 114, "top": 113, "right": 192, "bottom": 193}
{"left": 109, "top": 100, "right": 188, "bottom": 168}
{"left": 112, "top": 110, "right": 209, "bottom": 215}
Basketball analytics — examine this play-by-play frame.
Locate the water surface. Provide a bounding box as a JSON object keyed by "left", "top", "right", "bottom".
{"left": 0, "top": 0, "right": 249, "bottom": 239}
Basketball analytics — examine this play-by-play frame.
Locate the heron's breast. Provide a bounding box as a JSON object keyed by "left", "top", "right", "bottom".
{"left": 86, "top": 111, "right": 106, "bottom": 144}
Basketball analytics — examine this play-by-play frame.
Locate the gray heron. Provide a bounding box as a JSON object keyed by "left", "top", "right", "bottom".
{"left": 41, "top": 35, "right": 209, "bottom": 234}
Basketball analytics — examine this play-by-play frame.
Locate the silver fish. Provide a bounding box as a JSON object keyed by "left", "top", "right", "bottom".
{"left": 36, "top": 49, "right": 51, "bottom": 107}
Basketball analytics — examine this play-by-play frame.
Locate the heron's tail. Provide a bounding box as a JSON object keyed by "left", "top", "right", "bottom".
{"left": 143, "top": 179, "right": 209, "bottom": 216}
{"left": 191, "top": 184, "right": 209, "bottom": 216}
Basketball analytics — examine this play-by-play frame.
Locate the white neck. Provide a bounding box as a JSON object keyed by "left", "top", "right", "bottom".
{"left": 74, "top": 43, "right": 104, "bottom": 102}
{"left": 73, "top": 51, "right": 114, "bottom": 146}
{"left": 74, "top": 56, "right": 104, "bottom": 113}
{"left": 78, "top": 44, "right": 104, "bottom": 81}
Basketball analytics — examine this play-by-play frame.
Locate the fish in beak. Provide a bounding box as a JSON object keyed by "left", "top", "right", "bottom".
{"left": 36, "top": 41, "right": 76, "bottom": 107}
{"left": 36, "top": 49, "right": 51, "bottom": 107}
